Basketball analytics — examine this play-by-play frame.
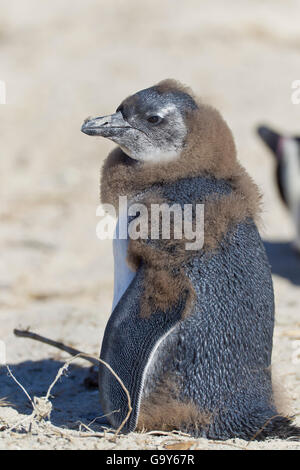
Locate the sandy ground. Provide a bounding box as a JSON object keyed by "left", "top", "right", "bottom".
{"left": 0, "top": 0, "right": 299, "bottom": 450}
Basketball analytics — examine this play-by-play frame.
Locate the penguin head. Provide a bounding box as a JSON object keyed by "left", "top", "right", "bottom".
{"left": 81, "top": 80, "right": 198, "bottom": 162}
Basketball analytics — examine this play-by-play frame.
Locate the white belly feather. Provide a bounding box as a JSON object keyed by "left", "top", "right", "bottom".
{"left": 112, "top": 212, "right": 136, "bottom": 311}
{"left": 282, "top": 138, "right": 300, "bottom": 252}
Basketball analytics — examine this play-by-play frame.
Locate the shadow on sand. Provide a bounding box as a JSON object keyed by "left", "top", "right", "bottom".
{"left": 2, "top": 243, "right": 297, "bottom": 432}
{"left": 264, "top": 241, "right": 300, "bottom": 286}
{"left": 0, "top": 359, "right": 108, "bottom": 431}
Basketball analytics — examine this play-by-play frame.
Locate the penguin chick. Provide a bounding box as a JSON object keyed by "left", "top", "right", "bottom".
{"left": 82, "top": 80, "right": 300, "bottom": 440}
{"left": 257, "top": 125, "right": 300, "bottom": 254}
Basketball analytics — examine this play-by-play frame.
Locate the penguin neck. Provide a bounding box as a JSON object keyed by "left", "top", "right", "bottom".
{"left": 101, "top": 146, "right": 238, "bottom": 210}
{"left": 100, "top": 103, "right": 241, "bottom": 208}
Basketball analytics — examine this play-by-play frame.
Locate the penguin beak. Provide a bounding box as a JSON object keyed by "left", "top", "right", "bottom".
{"left": 81, "top": 111, "right": 131, "bottom": 137}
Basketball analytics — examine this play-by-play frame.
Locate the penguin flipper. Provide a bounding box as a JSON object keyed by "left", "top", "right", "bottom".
{"left": 98, "top": 265, "right": 187, "bottom": 433}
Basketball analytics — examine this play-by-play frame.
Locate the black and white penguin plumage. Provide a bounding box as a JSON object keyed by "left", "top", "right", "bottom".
{"left": 82, "top": 80, "right": 300, "bottom": 440}
{"left": 257, "top": 125, "right": 300, "bottom": 254}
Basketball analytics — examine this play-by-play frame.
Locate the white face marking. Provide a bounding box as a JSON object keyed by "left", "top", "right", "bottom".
{"left": 119, "top": 106, "right": 187, "bottom": 163}
{"left": 111, "top": 210, "right": 136, "bottom": 312}
{"left": 120, "top": 145, "right": 181, "bottom": 163}
{"left": 154, "top": 103, "right": 177, "bottom": 118}
{"left": 281, "top": 137, "right": 300, "bottom": 251}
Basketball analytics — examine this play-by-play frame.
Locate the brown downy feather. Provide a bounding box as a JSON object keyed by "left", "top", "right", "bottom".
{"left": 100, "top": 79, "right": 262, "bottom": 318}
{"left": 101, "top": 79, "right": 261, "bottom": 220}
{"left": 137, "top": 377, "right": 211, "bottom": 433}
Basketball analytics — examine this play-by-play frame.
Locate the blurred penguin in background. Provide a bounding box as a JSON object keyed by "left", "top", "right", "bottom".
{"left": 257, "top": 126, "right": 300, "bottom": 254}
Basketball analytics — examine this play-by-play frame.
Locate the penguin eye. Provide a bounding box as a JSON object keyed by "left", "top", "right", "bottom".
{"left": 147, "top": 115, "right": 162, "bottom": 124}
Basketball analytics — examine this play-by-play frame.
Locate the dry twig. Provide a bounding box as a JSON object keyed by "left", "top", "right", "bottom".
{"left": 12, "top": 329, "right": 133, "bottom": 437}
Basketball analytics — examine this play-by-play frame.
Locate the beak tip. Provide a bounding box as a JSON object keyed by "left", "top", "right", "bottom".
{"left": 81, "top": 121, "right": 94, "bottom": 135}
{"left": 80, "top": 111, "right": 128, "bottom": 137}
